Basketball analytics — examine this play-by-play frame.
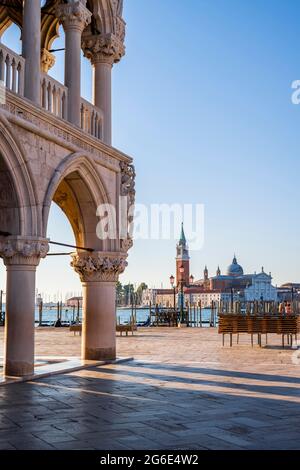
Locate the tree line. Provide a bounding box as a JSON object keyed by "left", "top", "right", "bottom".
{"left": 116, "top": 282, "right": 148, "bottom": 307}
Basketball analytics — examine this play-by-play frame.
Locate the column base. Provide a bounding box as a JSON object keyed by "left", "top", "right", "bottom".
{"left": 83, "top": 347, "right": 116, "bottom": 361}
{"left": 4, "top": 360, "right": 34, "bottom": 377}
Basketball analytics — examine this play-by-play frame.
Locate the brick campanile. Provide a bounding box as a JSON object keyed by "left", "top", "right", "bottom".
{"left": 176, "top": 223, "right": 190, "bottom": 287}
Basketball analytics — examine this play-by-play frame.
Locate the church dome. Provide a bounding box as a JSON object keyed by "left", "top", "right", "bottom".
{"left": 227, "top": 256, "right": 244, "bottom": 276}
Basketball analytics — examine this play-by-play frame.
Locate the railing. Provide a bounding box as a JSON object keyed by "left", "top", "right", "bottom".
{"left": 40, "top": 73, "right": 68, "bottom": 120}
{"left": 0, "top": 43, "right": 25, "bottom": 95}
{"left": 80, "top": 98, "right": 103, "bottom": 140}
{"left": 0, "top": 46, "right": 104, "bottom": 141}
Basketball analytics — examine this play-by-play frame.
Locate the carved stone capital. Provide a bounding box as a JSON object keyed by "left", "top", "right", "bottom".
{"left": 82, "top": 33, "right": 125, "bottom": 65}
{"left": 56, "top": 0, "right": 92, "bottom": 33}
{"left": 41, "top": 48, "right": 56, "bottom": 73}
{"left": 71, "top": 252, "right": 128, "bottom": 282}
{"left": 0, "top": 237, "right": 49, "bottom": 266}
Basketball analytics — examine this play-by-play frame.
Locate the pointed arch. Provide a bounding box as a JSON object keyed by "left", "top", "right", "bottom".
{"left": 0, "top": 113, "right": 38, "bottom": 236}
{"left": 43, "top": 152, "right": 113, "bottom": 250}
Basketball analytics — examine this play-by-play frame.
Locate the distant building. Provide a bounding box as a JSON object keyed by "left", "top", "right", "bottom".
{"left": 280, "top": 283, "right": 300, "bottom": 290}
{"left": 141, "top": 289, "right": 175, "bottom": 308}
{"left": 244, "top": 269, "right": 277, "bottom": 301}
{"left": 156, "top": 290, "right": 175, "bottom": 308}
{"left": 145, "top": 226, "right": 278, "bottom": 307}
{"left": 183, "top": 289, "right": 235, "bottom": 308}
{"left": 141, "top": 289, "right": 153, "bottom": 306}
{"left": 66, "top": 297, "right": 83, "bottom": 308}
{"left": 208, "top": 257, "right": 277, "bottom": 302}
{"left": 277, "top": 283, "right": 300, "bottom": 302}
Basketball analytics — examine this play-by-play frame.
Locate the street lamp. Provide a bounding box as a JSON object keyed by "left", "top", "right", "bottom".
{"left": 170, "top": 275, "right": 176, "bottom": 311}
{"left": 189, "top": 274, "right": 194, "bottom": 285}
{"left": 179, "top": 265, "right": 185, "bottom": 322}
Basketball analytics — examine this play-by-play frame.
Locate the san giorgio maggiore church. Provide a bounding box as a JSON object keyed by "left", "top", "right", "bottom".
{"left": 143, "top": 225, "right": 278, "bottom": 308}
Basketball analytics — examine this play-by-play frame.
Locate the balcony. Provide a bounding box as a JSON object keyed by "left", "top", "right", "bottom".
{"left": 0, "top": 42, "right": 104, "bottom": 143}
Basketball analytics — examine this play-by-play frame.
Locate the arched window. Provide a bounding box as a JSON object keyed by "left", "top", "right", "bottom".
{"left": 47, "top": 24, "right": 65, "bottom": 84}
{"left": 0, "top": 22, "right": 24, "bottom": 94}
{"left": 1, "top": 22, "right": 22, "bottom": 55}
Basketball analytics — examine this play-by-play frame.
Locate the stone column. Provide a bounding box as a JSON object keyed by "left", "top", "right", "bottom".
{"left": 82, "top": 34, "right": 125, "bottom": 145}
{"left": 93, "top": 57, "right": 113, "bottom": 145}
{"left": 0, "top": 237, "right": 49, "bottom": 377}
{"left": 71, "top": 252, "right": 127, "bottom": 360}
{"left": 56, "top": 0, "right": 91, "bottom": 126}
{"left": 22, "top": 0, "right": 41, "bottom": 104}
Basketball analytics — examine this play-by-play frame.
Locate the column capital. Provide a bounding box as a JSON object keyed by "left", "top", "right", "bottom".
{"left": 41, "top": 48, "right": 56, "bottom": 73}
{"left": 56, "top": 0, "right": 92, "bottom": 33}
{"left": 0, "top": 236, "right": 49, "bottom": 266}
{"left": 71, "top": 251, "right": 128, "bottom": 282}
{"left": 82, "top": 33, "right": 125, "bottom": 66}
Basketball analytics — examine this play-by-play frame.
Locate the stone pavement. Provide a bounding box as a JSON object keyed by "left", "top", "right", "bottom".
{"left": 0, "top": 327, "right": 300, "bottom": 450}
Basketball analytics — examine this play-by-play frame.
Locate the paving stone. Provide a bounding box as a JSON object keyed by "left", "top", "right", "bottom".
{"left": 1, "top": 327, "right": 300, "bottom": 449}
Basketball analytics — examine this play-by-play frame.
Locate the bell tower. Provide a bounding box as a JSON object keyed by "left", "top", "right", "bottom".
{"left": 176, "top": 223, "right": 190, "bottom": 287}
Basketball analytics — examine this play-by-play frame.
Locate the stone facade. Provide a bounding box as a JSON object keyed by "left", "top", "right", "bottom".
{"left": 0, "top": 1, "right": 134, "bottom": 376}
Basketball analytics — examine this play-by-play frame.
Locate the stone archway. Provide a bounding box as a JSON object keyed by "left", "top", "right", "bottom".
{"left": 0, "top": 116, "right": 38, "bottom": 236}
{"left": 43, "top": 153, "right": 128, "bottom": 362}
{"left": 42, "top": 152, "right": 111, "bottom": 250}
{"left": 0, "top": 118, "right": 48, "bottom": 377}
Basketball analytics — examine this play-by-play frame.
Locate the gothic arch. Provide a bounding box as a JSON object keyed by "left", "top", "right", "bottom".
{"left": 0, "top": 114, "right": 38, "bottom": 236}
{"left": 43, "top": 152, "right": 113, "bottom": 250}
{"left": 0, "top": 1, "right": 22, "bottom": 38}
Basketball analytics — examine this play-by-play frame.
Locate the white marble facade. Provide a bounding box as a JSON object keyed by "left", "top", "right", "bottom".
{"left": 244, "top": 270, "right": 278, "bottom": 302}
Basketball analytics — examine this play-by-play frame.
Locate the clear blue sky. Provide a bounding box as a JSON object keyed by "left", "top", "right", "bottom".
{"left": 1, "top": 0, "right": 300, "bottom": 298}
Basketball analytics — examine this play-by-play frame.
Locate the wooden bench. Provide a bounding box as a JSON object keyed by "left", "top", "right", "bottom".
{"left": 70, "top": 324, "right": 82, "bottom": 336}
{"left": 218, "top": 314, "right": 300, "bottom": 348}
{"left": 116, "top": 324, "right": 136, "bottom": 336}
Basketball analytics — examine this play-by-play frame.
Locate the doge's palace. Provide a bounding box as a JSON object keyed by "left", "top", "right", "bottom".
{"left": 0, "top": 0, "right": 134, "bottom": 377}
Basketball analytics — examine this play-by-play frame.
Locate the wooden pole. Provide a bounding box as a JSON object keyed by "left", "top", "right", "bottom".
{"left": 0, "top": 290, "right": 3, "bottom": 324}
{"left": 39, "top": 300, "right": 43, "bottom": 326}
{"left": 210, "top": 301, "right": 214, "bottom": 327}
{"left": 76, "top": 298, "right": 80, "bottom": 323}
{"left": 200, "top": 300, "right": 202, "bottom": 327}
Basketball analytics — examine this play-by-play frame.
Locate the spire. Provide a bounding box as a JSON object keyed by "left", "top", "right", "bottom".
{"left": 217, "top": 265, "right": 221, "bottom": 276}
{"left": 204, "top": 265, "right": 208, "bottom": 280}
{"left": 179, "top": 222, "right": 186, "bottom": 246}
{"left": 233, "top": 254, "right": 237, "bottom": 264}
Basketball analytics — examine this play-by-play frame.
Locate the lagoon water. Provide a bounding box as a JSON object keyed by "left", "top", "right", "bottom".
{"left": 1, "top": 305, "right": 215, "bottom": 326}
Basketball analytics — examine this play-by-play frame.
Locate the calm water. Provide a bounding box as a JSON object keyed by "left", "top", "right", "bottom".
{"left": 34, "top": 307, "right": 150, "bottom": 326}
{"left": 1, "top": 305, "right": 215, "bottom": 326}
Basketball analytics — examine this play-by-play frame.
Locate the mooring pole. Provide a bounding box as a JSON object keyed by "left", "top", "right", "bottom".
{"left": 0, "top": 290, "right": 2, "bottom": 323}
{"left": 39, "top": 300, "right": 43, "bottom": 326}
